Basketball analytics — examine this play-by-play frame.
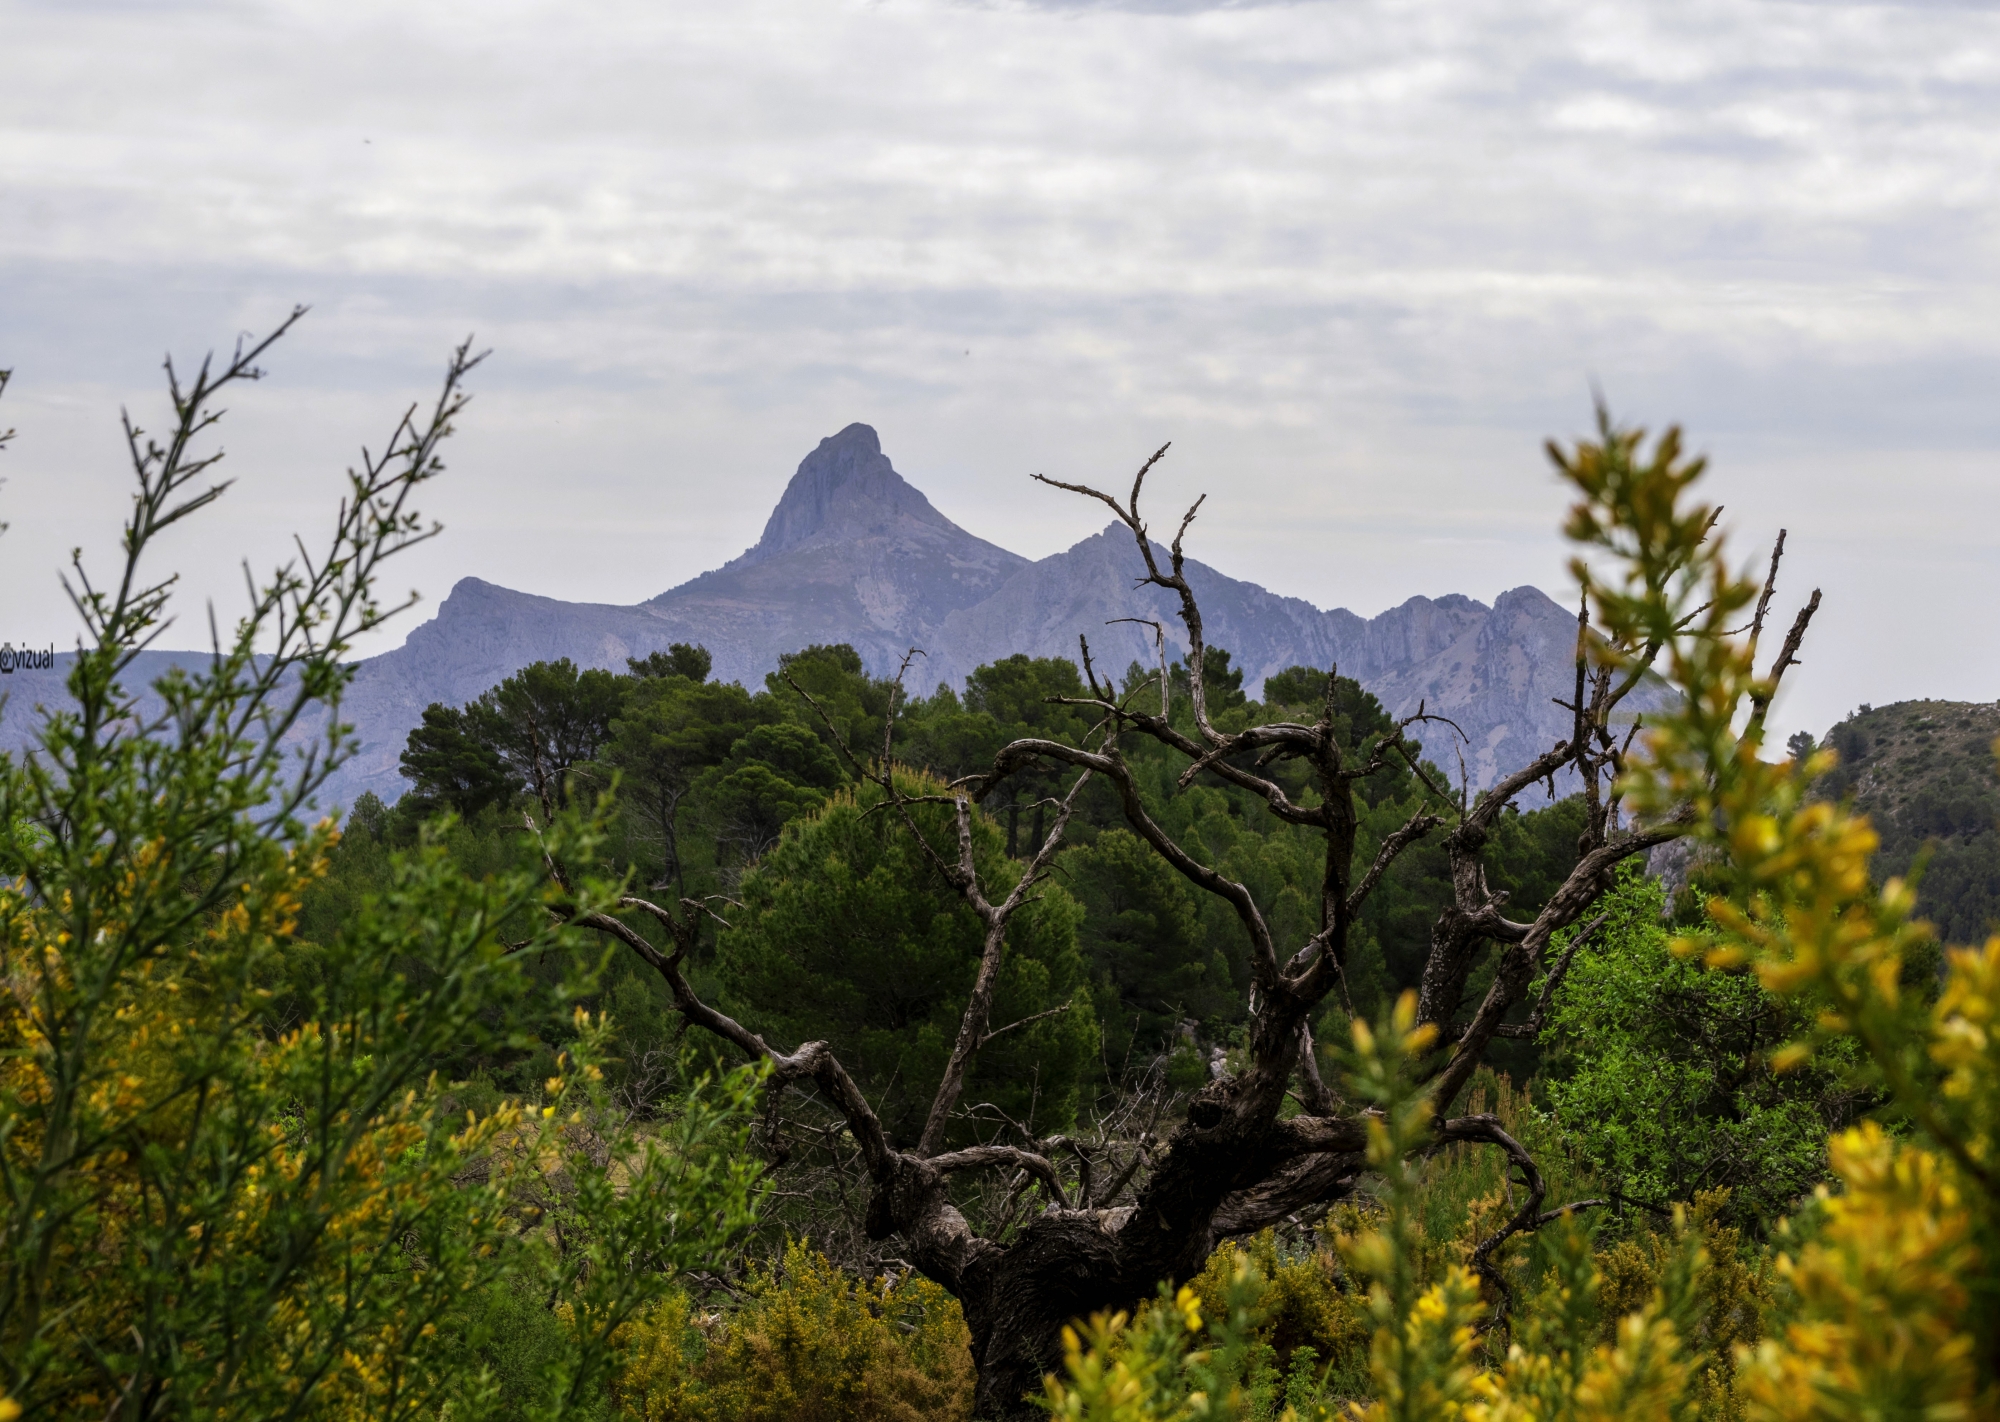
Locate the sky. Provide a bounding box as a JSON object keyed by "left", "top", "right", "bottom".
{"left": 2, "top": 0, "right": 1997, "bottom": 742}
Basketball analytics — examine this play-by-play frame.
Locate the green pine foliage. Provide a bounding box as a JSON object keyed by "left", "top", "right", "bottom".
{"left": 1065, "top": 828, "right": 1235, "bottom": 1064}
{"left": 963, "top": 654, "right": 1098, "bottom": 858}
{"left": 364, "top": 641, "right": 1606, "bottom": 1114}
{"left": 399, "top": 702, "right": 517, "bottom": 817}
{"left": 713, "top": 775, "right": 1098, "bottom": 1146}
{"left": 481, "top": 657, "right": 629, "bottom": 809}
{"left": 600, "top": 668, "right": 772, "bottom": 889}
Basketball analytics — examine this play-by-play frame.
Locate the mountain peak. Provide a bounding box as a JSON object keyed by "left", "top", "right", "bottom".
{"left": 743, "top": 422, "right": 949, "bottom": 563}
{"left": 823, "top": 421, "right": 881, "bottom": 456}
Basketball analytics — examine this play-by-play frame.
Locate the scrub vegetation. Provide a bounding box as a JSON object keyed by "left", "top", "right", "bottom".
{"left": 4, "top": 319, "right": 1996, "bottom": 1419}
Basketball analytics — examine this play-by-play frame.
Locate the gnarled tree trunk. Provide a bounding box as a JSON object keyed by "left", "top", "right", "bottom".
{"left": 550, "top": 441, "right": 1814, "bottom": 1416}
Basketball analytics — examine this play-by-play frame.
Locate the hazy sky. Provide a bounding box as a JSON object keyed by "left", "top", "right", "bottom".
{"left": 3, "top": 0, "right": 1996, "bottom": 740}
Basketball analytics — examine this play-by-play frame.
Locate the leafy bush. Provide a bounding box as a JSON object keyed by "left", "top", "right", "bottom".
{"left": 1188, "top": 1234, "right": 1371, "bottom": 1392}
{"left": 1591, "top": 1191, "right": 1771, "bottom": 1415}
{"left": 1540, "top": 866, "right": 1863, "bottom": 1227}
{"left": 1040, "top": 1253, "right": 1352, "bottom": 1422}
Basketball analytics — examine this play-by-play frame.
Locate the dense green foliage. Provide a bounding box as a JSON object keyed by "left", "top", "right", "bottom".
{"left": 1539, "top": 867, "right": 1863, "bottom": 1228}
{"left": 613, "top": 1242, "right": 977, "bottom": 1421}
{"left": 366, "top": 637, "right": 1594, "bottom": 1105}
{"left": 714, "top": 777, "right": 1098, "bottom": 1145}
{"left": 1064, "top": 828, "right": 1234, "bottom": 1064}
{"left": 397, "top": 655, "right": 636, "bottom": 820}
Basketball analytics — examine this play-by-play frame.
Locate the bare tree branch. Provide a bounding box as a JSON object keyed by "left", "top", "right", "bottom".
{"left": 1745, "top": 528, "right": 1787, "bottom": 668}
{"left": 1211, "top": 1151, "right": 1366, "bottom": 1237}
{"left": 979, "top": 1002, "right": 1074, "bottom": 1050}
{"left": 1747, "top": 589, "right": 1821, "bottom": 734}
{"left": 1438, "top": 1113, "right": 1605, "bottom": 1331}
{"left": 918, "top": 769, "right": 1093, "bottom": 1155}
{"left": 1346, "top": 808, "right": 1444, "bottom": 918}
{"left": 1493, "top": 910, "right": 1610, "bottom": 1040}
{"left": 1428, "top": 820, "right": 1689, "bottom": 1109}
{"left": 1107, "top": 617, "right": 1170, "bottom": 718}
{"left": 928, "top": 1145, "right": 1070, "bottom": 1209}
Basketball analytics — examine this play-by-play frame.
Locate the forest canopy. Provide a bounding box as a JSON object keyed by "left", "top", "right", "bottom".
{"left": 373, "top": 640, "right": 1596, "bottom": 1113}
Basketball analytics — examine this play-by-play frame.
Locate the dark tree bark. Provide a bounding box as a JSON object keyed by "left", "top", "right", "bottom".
{"left": 544, "top": 451, "right": 1816, "bottom": 1417}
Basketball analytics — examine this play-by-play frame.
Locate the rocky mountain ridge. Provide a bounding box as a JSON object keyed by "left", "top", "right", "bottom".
{"left": 5, "top": 423, "right": 1628, "bottom": 813}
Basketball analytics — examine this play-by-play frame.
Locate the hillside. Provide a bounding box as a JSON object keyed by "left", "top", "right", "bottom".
{"left": 1814, "top": 698, "right": 2000, "bottom": 943}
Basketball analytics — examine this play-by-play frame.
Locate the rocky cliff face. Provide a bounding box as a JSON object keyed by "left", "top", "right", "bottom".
{"left": 6, "top": 423, "right": 1646, "bottom": 814}
{"left": 640, "top": 423, "right": 1028, "bottom": 684}
{"left": 927, "top": 526, "right": 1369, "bottom": 695}
{"left": 1367, "top": 586, "right": 1600, "bottom": 793}
{"left": 927, "top": 531, "right": 1613, "bottom": 798}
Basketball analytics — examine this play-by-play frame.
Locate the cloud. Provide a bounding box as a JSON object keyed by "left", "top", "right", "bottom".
{"left": 975, "top": 1, "right": 1302, "bottom": 11}
{"left": 0, "top": 0, "right": 1995, "bottom": 741}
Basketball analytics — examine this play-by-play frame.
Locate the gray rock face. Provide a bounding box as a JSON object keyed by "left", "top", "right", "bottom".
{"left": 1367, "top": 586, "right": 1601, "bottom": 793}
{"left": 926, "top": 528, "right": 1617, "bottom": 797}
{"left": 639, "top": 423, "right": 1029, "bottom": 684}
{"left": 926, "top": 526, "right": 1370, "bottom": 696}
{"left": 7, "top": 423, "right": 1650, "bottom": 814}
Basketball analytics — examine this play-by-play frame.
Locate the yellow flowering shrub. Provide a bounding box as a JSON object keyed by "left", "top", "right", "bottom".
{"left": 1591, "top": 1191, "right": 1768, "bottom": 1417}
{"left": 1041, "top": 1257, "right": 1350, "bottom": 1422}
{"left": 1736, "top": 1123, "right": 1980, "bottom": 1420}
{"left": 612, "top": 1241, "right": 975, "bottom": 1421}
{"left": 1182, "top": 1233, "right": 1371, "bottom": 1395}
{"left": 0, "top": 335, "right": 763, "bottom": 1420}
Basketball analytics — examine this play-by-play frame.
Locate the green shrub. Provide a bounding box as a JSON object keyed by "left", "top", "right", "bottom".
{"left": 1184, "top": 1235, "right": 1373, "bottom": 1412}
{"left": 1540, "top": 866, "right": 1860, "bottom": 1228}
{"left": 427, "top": 1276, "right": 606, "bottom": 1421}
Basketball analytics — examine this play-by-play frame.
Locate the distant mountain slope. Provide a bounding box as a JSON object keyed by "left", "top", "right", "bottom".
{"left": 325, "top": 583, "right": 685, "bottom": 802}
{"left": 924, "top": 528, "right": 1600, "bottom": 793}
{"left": 927, "top": 526, "right": 1386, "bottom": 692}
{"left": 0, "top": 650, "right": 237, "bottom": 759}
{"left": 1368, "top": 584, "right": 1607, "bottom": 794}
{"left": 1814, "top": 699, "right": 2000, "bottom": 944}
{"left": 6, "top": 422, "right": 1643, "bottom": 813}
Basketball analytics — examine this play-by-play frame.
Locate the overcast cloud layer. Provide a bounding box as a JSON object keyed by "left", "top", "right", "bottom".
{"left": 2, "top": 0, "right": 1997, "bottom": 741}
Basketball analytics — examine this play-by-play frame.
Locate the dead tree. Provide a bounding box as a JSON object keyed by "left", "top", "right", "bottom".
{"left": 546, "top": 445, "right": 1816, "bottom": 1418}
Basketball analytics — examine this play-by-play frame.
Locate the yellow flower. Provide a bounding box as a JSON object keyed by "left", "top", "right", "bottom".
{"left": 1176, "top": 1285, "right": 1203, "bottom": 1333}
